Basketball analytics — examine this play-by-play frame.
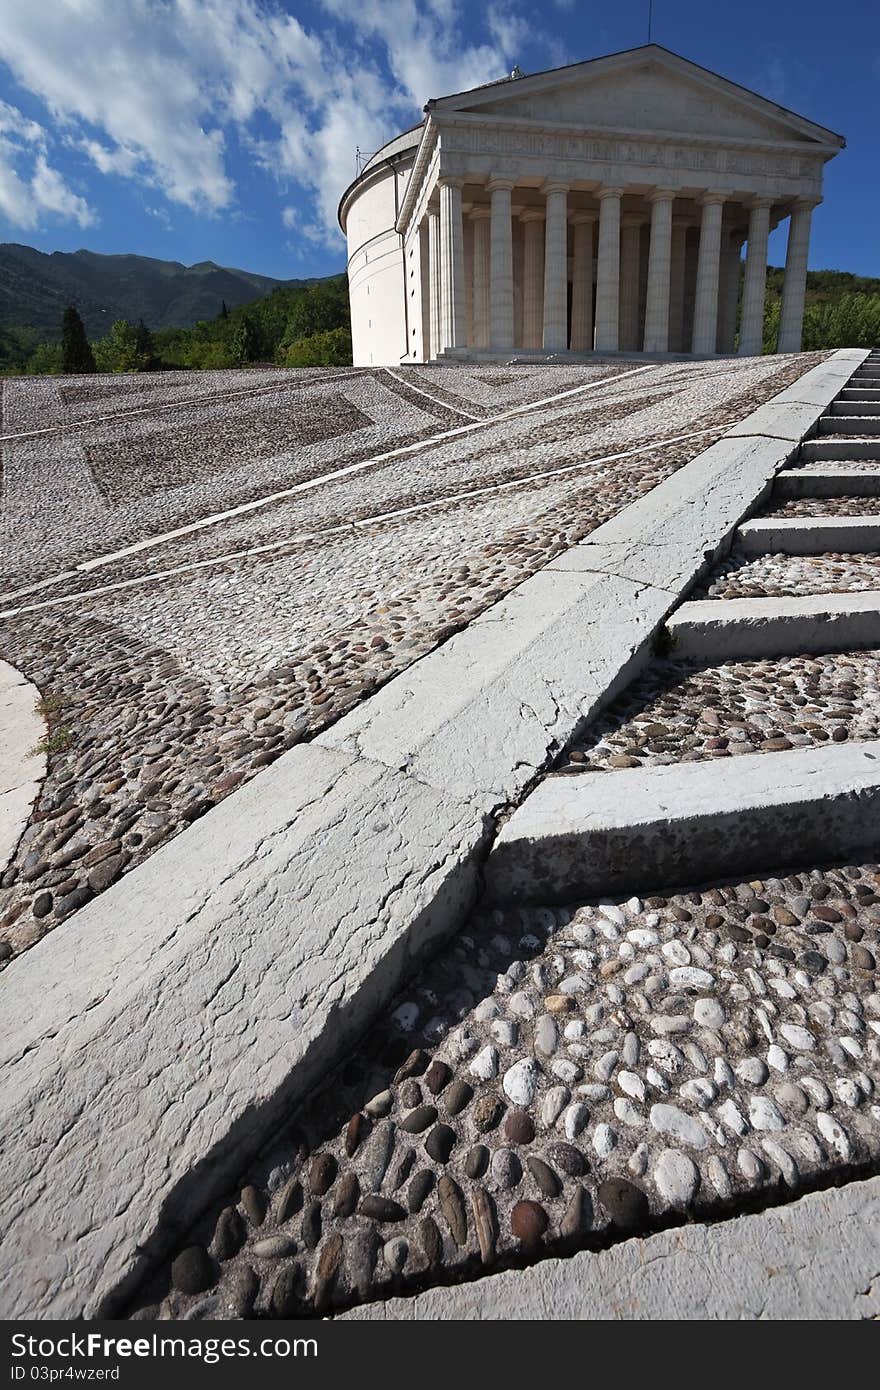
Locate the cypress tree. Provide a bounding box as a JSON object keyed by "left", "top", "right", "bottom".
{"left": 60, "top": 305, "right": 96, "bottom": 374}
{"left": 134, "top": 318, "right": 156, "bottom": 371}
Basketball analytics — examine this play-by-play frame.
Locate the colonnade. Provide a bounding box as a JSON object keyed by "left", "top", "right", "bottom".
{"left": 422, "top": 180, "right": 816, "bottom": 358}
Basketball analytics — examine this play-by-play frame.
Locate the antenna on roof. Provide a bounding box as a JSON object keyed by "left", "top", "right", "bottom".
{"left": 647, "top": 0, "right": 653, "bottom": 41}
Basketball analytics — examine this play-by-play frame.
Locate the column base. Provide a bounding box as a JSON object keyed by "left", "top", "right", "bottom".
{"left": 430, "top": 347, "right": 733, "bottom": 365}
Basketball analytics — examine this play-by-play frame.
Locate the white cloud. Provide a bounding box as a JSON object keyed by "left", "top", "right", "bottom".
{"left": 0, "top": 2, "right": 235, "bottom": 211}
{"left": 0, "top": 0, "right": 555, "bottom": 242}
{"left": 0, "top": 96, "right": 95, "bottom": 228}
{"left": 145, "top": 203, "right": 173, "bottom": 230}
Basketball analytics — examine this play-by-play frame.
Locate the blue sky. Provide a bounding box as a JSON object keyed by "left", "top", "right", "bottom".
{"left": 0, "top": 1, "right": 877, "bottom": 280}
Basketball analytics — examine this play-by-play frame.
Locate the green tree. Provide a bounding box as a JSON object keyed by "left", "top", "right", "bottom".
{"left": 230, "top": 313, "right": 260, "bottom": 364}
{"left": 280, "top": 279, "right": 349, "bottom": 346}
{"left": 60, "top": 305, "right": 96, "bottom": 374}
{"left": 24, "top": 342, "right": 64, "bottom": 375}
{"left": 134, "top": 318, "right": 156, "bottom": 371}
{"left": 282, "top": 327, "right": 352, "bottom": 367}
{"left": 93, "top": 320, "right": 140, "bottom": 373}
{"left": 762, "top": 298, "right": 780, "bottom": 355}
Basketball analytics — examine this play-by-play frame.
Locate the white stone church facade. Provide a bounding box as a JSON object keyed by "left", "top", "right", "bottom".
{"left": 338, "top": 45, "right": 844, "bottom": 366}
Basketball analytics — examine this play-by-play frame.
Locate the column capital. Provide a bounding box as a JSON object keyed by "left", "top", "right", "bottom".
{"left": 597, "top": 185, "right": 625, "bottom": 201}
{"left": 519, "top": 207, "right": 545, "bottom": 223}
{"left": 486, "top": 176, "right": 516, "bottom": 193}
{"left": 790, "top": 196, "right": 822, "bottom": 212}
{"left": 469, "top": 205, "right": 491, "bottom": 220}
{"left": 542, "top": 179, "right": 569, "bottom": 196}
{"left": 437, "top": 175, "right": 463, "bottom": 191}
{"left": 569, "top": 209, "right": 598, "bottom": 225}
{"left": 747, "top": 195, "right": 776, "bottom": 210}
{"left": 647, "top": 187, "right": 678, "bottom": 203}
{"left": 699, "top": 189, "right": 730, "bottom": 207}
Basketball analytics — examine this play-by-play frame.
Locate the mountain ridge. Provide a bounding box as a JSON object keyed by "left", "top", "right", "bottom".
{"left": 0, "top": 243, "right": 320, "bottom": 335}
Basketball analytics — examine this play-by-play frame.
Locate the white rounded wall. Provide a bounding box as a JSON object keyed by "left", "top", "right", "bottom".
{"left": 340, "top": 133, "right": 420, "bottom": 367}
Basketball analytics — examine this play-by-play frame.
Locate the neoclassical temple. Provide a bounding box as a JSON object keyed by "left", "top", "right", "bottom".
{"left": 338, "top": 45, "right": 844, "bottom": 366}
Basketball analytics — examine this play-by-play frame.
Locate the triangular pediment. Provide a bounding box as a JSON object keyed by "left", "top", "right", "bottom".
{"left": 430, "top": 46, "right": 843, "bottom": 149}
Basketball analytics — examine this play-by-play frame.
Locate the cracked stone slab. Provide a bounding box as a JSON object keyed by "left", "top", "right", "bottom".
{"left": 666, "top": 592, "right": 880, "bottom": 661}
{"left": 0, "top": 659, "right": 45, "bottom": 872}
{"left": 318, "top": 566, "right": 671, "bottom": 810}
{"left": 544, "top": 434, "right": 797, "bottom": 594}
{"left": 752, "top": 352, "right": 871, "bottom": 410}
{"left": 340, "top": 1175, "right": 880, "bottom": 1320}
{"left": 0, "top": 742, "right": 487, "bottom": 1318}
{"left": 486, "top": 741, "right": 880, "bottom": 904}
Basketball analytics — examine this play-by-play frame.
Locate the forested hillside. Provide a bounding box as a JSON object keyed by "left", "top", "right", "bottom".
{"left": 0, "top": 244, "right": 309, "bottom": 336}
{"left": 0, "top": 274, "right": 351, "bottom": 375}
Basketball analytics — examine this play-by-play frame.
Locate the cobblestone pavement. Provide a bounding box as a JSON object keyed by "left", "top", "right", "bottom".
{"left": 560, "top": 652, "right": 880, "bottom": 771}
{"left": 699, "top": 552, "right": 880, "bottom": 599}
{"left": 130, "top": 855, "right": 879, "bottom": 1321}
{"left": 0, "top": 355, "right": 822, "bottom": 956}
{"left": 768, "top": 496, "right": 880, "bottom": 518}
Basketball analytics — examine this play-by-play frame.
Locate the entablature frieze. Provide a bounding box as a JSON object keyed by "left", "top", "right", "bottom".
{"left": 397, "top": 114, "right": 826, "bottom": 239}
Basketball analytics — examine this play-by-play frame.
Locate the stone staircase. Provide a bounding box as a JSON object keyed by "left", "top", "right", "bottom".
{"left": 668, "top": 349, "right": 880, "bottom": 660}
{"left": 487, "top": 348, "right": 880, "bottom": 901}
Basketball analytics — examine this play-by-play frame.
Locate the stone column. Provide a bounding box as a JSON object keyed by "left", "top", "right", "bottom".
{"left": 471, "top": 207, "right": 491, "bottom": 350}
{"left": 668, "top": 216, "right": 689, "bottom": 352}
{"left": 488, "top": 177, "right": 515, "bottom": 351}
{"left": 643, "top": 190, "right": 675, "bottom": 352}
{"left": 427, "top": 207, "right": 441, "bottom": 361}
{"left": 718, "top": 232, "right": 744, "bottom": 353}
{"left": 520, "top": 209, "right": 544, "bottom": 350}
{"left": 438, "top": 177, "right": 465, "bottom": 351}
{"left": 738, "top": 198, "right": 773, "bottom": 356}
{"left": 618, "top": 214, "right": 643, "bottom": 351}
{"left": 778, "top": 199, "right": 817, "bottom": 353}
{"left": 542, "top": 181, "right": 569, "bottom": 351}
{"left": 691, "top": 192, "right": 726, "bottom": 355}
{"left": 570, "top": 212, "right": 596, "bottom": 352}
{"left": 595, "top": 187, "right": 623, "bottom": 353}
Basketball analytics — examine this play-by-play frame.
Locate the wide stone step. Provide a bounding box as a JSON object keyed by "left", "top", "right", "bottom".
{"left": 831, "top": 401, "right": 880, "bottom": 416}
{"left": 736, "top": 514, "right": 880, "bottom": 555}
{"left": 840, "top": 388, "right": 880, "bottom": 400}
{"left": 774, "top": 466, "right": 880, "bottom": 498}
{"left": 818, "top": 416, "right": 880, "bottom": 435}
{"left": 666, "top": 592, "right": 880, "bottom": 659}
{"left": 799, "top": 438, "right": 880, "bottom": 461}
{"left": 485, "top": 741, "right": 880, "bottom": 904}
